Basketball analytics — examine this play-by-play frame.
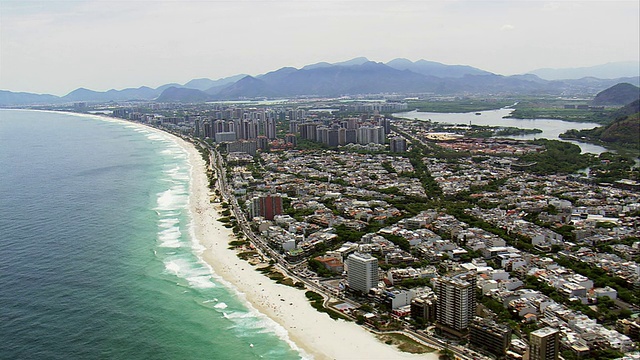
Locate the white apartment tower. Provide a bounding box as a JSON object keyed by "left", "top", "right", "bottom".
{"left": 435, "top": 272, "right": 477, "bottom": 337}
{"left": 347, "top": 252, "right": 378, "bottom": 294}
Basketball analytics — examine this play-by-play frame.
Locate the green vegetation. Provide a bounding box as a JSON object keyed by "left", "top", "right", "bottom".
{"left": 404, "top": 146, "right": 443, "bottom": 198}
{"left": 508, "top": 100, "right": 617, "bottom": 124}
{"left": 518, "top": 139, "right": 598, "bottom": 175}
{"left": 561, "top": 348, "right": 625, "bottom": 360}
{"left": 465, "top": 126, "right": 542, "bottom": 138}
{"left": 376, "top": 333, "right": 436, "bottom": 354}
{"left": 296, "top": 138, "right": 329, "bottom": 150}
{"left": 591, "top": 83, "right": 640, "bottom": 106}
{"left": 237, "top": 251, "right": 258, "bottom": 260}
{"left": 379, "top": 232, "right": 411, "bottom": 252}
{"left": 334, "top": 224, "right": 366, "bottom": 243}
{"left": 228, "top": 239, "right": 248, "bottom": 248}
{"left": 307, "top": 258, "right": 335, "bottom": 278}
{"left": 478, "top": 295, "right": 518, "bottom": 325}
{"left": 381, "top": 161, "right": 396, "bottom": 174}
{"left": 305, "top": 291, "right": 351, "bottom": 321}
{"left": 589, "top": 152, "right": 640, "bottom": 183}
{"left": 560, "top": 112, "right": 640, "bottom": 157}
{"left": 397, "top": 277, "right": 433, "bottom": 288}
{"left": 257, "top": 265, "right": 301, "bottom": 287}
{"left": 445, "top": 201, "right": 535, "bottom": 253}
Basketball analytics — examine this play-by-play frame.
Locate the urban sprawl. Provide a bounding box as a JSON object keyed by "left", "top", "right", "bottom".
{"left": 94, "top": 98, "right": 640, "bottom": 360}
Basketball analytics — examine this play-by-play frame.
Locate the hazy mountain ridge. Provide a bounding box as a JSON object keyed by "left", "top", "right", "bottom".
{"left": 529, "top": 61, "right": 640, "bottom": 80}
{"left": 0, "top": 90, "right": 60, "bottom": 106}
{"left": 155, "top": 87, "right": 212, "bottom": 103}
{"left": 385, "top": 58, "right": 492, "bottom": 78}
{"left": 2, "top": 58, "right": 640, "bottom": 105}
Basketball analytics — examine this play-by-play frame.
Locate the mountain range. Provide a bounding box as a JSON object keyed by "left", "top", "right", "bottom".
{"left": 1, "top": 58, "right": 639, "bottom": 106}
{"left": 529, "top": 61, "right": 640, "bottom": 81}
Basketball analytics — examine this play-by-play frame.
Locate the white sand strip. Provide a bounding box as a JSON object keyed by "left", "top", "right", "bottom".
{"left": 176, "top": 135, "right": 438, "bottom": 360}
{"left": 55, "top": 111, "right": 437, "bottom": 360}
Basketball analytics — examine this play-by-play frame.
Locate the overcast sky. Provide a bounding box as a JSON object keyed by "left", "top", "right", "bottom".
{"left": 1, "top": 0, "right": 638, "bottom": 96}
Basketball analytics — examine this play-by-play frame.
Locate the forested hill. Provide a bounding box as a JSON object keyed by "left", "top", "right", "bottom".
{"left": 561, "top": 99, "right": 640, "bottom": 155}
{"left": 592, "top": 83, "right": 640, "bottom": 105}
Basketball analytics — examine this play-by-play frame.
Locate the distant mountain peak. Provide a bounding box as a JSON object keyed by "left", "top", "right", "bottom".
{"left": 3, "top": 58, "right": 640, "bottom": 105}
{"left": 156, "top": 86, "right": 211, "bottom": 102}
{"left": 302, "top": 62, "right": 332, "bottom": 70}
{"left": 385, "top": 58, "right": 492, "bottom": 78}
{"left": 592, "top": 82, "right": 640, "bottom": 105}
{"left": 528, "top": 61, "right": 640, "bottom": 80}
{"left": 332, "top": 57, "right": 370, "bottom": 67}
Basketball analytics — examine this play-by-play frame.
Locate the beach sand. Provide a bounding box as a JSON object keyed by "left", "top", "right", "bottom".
{"left": 61, "top": 112, "right": 438, "bottom": 360}
{"left": 175, "top": 135, "right": 439, "bottom": 360}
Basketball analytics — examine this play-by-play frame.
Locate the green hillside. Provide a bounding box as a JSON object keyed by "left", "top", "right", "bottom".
{"left": 592, "top": 83, "right": 640, "bottom": 106}
{"left": 560, "top": 100, "right": 640, "bottom": 156}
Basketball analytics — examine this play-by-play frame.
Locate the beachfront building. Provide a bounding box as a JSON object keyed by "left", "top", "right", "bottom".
{"left": 410, "top": 292, "right": 437, "bottom": 324}
{"left": 469, "top": 317, "right": 511, "bottom": 357}
{"left": 347, "top": 252, "right": 378, "bottom": 294}
{"left": 435, "top": 272, "right": 476, "bottom": 338}
{"left": 248, "top": 195, "right": 283, "bottom": 221}
{"left": 529, "top": 327, "right": 560, "bottom": 360}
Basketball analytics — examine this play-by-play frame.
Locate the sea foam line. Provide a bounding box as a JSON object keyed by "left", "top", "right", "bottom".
{"left": 132, "top": 121, "right": 313, "bottom": 359}
{"left": 185, "top": 201, "right": 312, "bottom": 359}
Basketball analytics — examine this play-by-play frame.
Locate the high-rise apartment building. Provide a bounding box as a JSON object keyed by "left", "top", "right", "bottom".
{"left": 469, "top": 317, "right": 511, "bottom": 357}
{"left": 248, "top": 194, "right": 283, "bottom": 221}
{"left": 347, "top": 252, "right": 378, "bottom": 294}
{"left": 389, "top": 137, "right": 407, "bottom": 153}
{"left": 529, "top": 327, "right": 560, "bottom": 360}
{"left": 435, "top": 272, "right": 477, "bottom": 337}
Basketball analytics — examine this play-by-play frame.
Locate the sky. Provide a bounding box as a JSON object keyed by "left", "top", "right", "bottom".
{"left": 1, "top": 0, "right": 638, "bottom": 96}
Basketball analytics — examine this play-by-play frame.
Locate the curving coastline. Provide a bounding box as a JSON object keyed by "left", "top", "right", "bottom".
{"left": 173, "top": 134, "right": 435, "bottom": 359}
{"left": 46, "top": 110, "right": 436, "bottom": 359}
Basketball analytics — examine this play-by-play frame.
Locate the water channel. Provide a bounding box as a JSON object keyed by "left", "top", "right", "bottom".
{"left": 394, "top": 107, "right": 610, "bottom": 155}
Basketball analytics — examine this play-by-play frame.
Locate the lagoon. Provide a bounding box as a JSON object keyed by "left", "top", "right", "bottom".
{"left": 394, "top": 108, "right": 609, "bottom": 154}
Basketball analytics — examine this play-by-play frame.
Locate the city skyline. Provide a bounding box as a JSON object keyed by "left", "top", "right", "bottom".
{"left": 1, "top": 0, "right": 638, "bottom": 96}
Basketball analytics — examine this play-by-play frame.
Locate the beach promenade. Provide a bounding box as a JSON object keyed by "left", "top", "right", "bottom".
{"left": 175, "top": 135, "right": 437, "bottom": 359}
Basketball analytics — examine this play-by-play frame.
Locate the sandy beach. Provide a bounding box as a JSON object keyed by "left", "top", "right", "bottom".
{"left": 57, "top": 112, "right": 438, "bottom": 359}
{"left": 174, "top": 135, "right": 439, "bottom": 360}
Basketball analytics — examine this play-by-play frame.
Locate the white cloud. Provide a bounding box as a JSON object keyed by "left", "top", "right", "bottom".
{"left": 501, "top": 24, "right": 515, "bottom": 31}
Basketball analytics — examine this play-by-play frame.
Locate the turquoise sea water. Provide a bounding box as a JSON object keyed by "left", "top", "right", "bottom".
{"left": 0, "top": 110, "right": 302, "bottom": 359}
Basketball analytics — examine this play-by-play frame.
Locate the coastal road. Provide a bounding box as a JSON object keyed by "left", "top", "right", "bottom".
{"left": 200, "top": 137, "right": 486, "bottom": 360}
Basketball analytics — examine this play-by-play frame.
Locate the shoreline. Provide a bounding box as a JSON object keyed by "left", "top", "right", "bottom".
{"left": 173, "top": 135, "right": 435, "bottom": 359}
{"left": 30, "top": 110, "right": 437, "bottom": 359}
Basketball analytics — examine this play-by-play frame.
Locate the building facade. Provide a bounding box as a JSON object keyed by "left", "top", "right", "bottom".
{"left": 469, "top": 317, "right": 511, "bottom": 357}
{"left": 529, "top": 327, "right": 560, "bottom": 360}
{"left": 410, "top": 292, "right": 437, "bottom": 324}
{"left": 347, "top": 252, "right": 378, "bottom": 294}
{"left": 435, "top": 272, "right": 477, "bottom": 337}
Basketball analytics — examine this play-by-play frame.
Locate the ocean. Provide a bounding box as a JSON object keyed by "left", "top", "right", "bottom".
{"left": 0, "top": 110, "right": 302, "bottom": 359}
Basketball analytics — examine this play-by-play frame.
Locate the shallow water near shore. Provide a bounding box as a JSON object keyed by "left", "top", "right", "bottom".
{"left": 0, "top": 110, "right": 301, "bottom": 359}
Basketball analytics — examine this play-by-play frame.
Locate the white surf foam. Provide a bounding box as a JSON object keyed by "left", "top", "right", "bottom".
{"left": 214, "top": 302, "right": 228, "bottom": 309}
{"left": 158, "top": 226, "right": 182, "bottom": 248}
{"left": 146, "top": 133, "right": 165, "bottom": 142}
{"left": 158, "top": 218, "right": 180, "bottom": 229}
{"left": 163, "top": 257, "right": 216, "bottom": 289}
{"left": 155, "top": 186, "right": 188, "bottom": 211}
